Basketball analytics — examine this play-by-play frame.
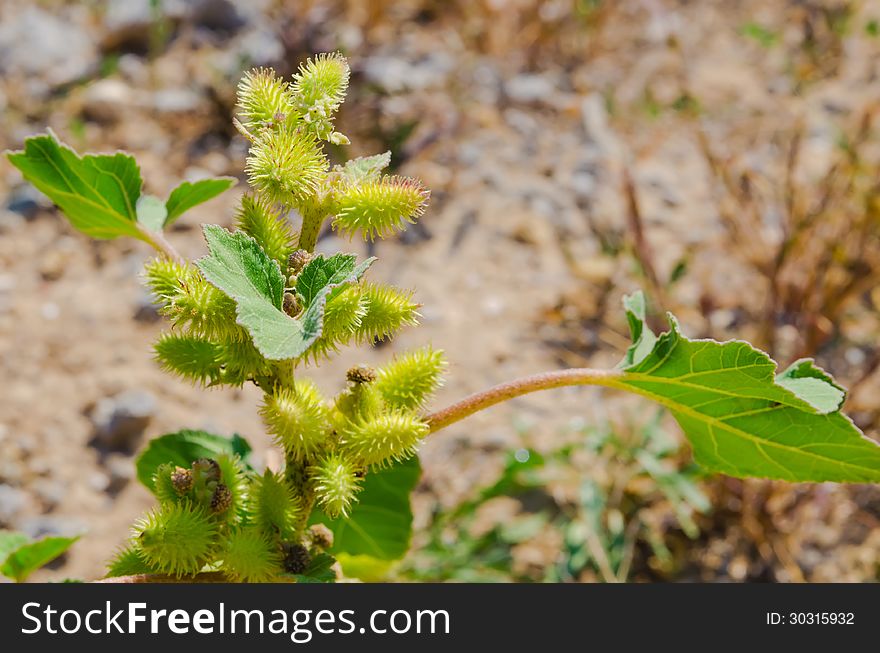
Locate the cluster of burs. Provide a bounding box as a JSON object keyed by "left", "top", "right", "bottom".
{"left": 107, "top": 54, "right": 446, "bottom": 581}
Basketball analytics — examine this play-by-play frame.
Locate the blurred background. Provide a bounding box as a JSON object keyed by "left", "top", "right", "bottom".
{"left": 1, "top": 0, "right": 879, "bottom": 582}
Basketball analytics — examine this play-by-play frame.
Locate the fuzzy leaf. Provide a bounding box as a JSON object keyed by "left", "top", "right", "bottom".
{"left": 136, "top": 429, "right": 252, "bottom": 493}
{"left": 613, "top": 292, "right": 880, "bottom": 482}
{"left": 1, "top": 535, "right": 79, "bottom": 583}
{"left": 338, "top": 151, "right": 391, "bottom": 186}
{"left": 136, "top": 194, "right": 168, "bottom": 231}
{"left": 310, "top": 456, "right": 420, "bottom": 565}
{"left": 165, "top": 177, "right": 236, "bottom": 226}
{"left": 197, "top": 226, "right": 373, "bottom": 360}
{"left": 6, "top": 131, "right": 147, "bottom": 241}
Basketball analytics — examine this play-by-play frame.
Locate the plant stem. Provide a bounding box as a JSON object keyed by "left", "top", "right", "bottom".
{"left": 139, "top": 224, "right": 186, "bottom": 265}
{"left": 423, "top": 368, "right": 624, "bottom": 433}
{"left": 298, "top": 204, "right": 326, "bottom": 252}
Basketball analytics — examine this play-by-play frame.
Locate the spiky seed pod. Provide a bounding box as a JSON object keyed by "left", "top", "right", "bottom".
{"left": 310, "top": 452, "right": 361, "bottom": 518}
{"left": 171, "top": 467, "right": 194, "bottom": 496}
{"left": 235, "top": 194, "right": 295, "bottom": 269}
{"left": 303, "top": 285, "right": 366, "bottom": 360}
{"left": 214, "top": 454, "right": 248, "bottom": 520}
{"left": 307, "top": 524, "right": 334, "bottom": 551}
{"left": 339, "top": 411, "right": 429, "bottom": 468}
{"left": 220, "top": 527, "right": 282, "bottom": 582}
{"left": 217, "top": 339, "right": 276, "bottom": 386}
{"left": 153, "top": 463, "right": 182, "bottom": 504}
{"left": 245, "top": 127, "right": 327, "bottom": 206}
{"left": 260, "top": 381, "right": 329, "bottom": 462}
{"left": 166, "top": 274, "right": 240, "bottom": 341}
{"left": 375, "top": 346, "right": 447, "bottom": 411}
{"left": 333, "top": 175, "right": 429, "bottom": 241}
{"left": 291, "top": 52, "right": 350, "bottom": 140}
{"left": 133, "top": 503, "right": 218, "bottom": 577}
{"left": 354, "top": 282, "right": 419, "bottom": 343}
{"left": 282, "top": 543, "right": 312, "bottom": 575}
{"left": 288, "top": 249, "right": 312, "bottom": 275}
{"left": 154, "top": 334, "right": 224, "bottom": 386}
{"left": 236, "top": 68, "right": 294, "bottom": 130}
{"left": 250, "top": 470, "right": 302, "bottom": 539}
{"left": 144, "top": 258, "right": 193, "bottom": 307}
{"left": 105, "top": 544, "right": 158, "bottom": 578}
{"left": 347, "top": 365, "right": 377, "bottom": 384}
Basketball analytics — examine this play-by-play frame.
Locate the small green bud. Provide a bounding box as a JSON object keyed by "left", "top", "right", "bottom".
{"left": 153, "top": 463, "right": 181, "bottom": 504}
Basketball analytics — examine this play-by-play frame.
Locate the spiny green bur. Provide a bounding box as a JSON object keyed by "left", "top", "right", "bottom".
{"left": 6, "top": 52, "right": 880, "bottom": 583}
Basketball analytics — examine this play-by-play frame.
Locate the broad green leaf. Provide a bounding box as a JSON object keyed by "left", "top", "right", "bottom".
{"left": 6, "top": 131, "right": 147, "bottom": 242}
{"left": 197, "top": 226, "right": 373, "bottom": 360}
{"left": 1, "top": 535, "right": 79, "bottom": 583}
{"left": 164, "top": 177, "right": 237, "bottom": 226}
{"left": 136, "top": 429, "right": 252, "bottom": 493}
{"left": 609, "top": 292, "right": 880, "bottom": 482}
{"left": 136, "top": 194, "right": 167, "bottom": 231}
{"left": 311, "top": 456, "right": 421, "bottom": 566}
{"left": 338, "top": 151, "right": 391, "bottom": 186}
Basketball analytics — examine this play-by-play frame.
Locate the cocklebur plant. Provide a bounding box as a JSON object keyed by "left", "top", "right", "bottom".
{"left": 7, "top": 53, "right": 880, "bottom": 583}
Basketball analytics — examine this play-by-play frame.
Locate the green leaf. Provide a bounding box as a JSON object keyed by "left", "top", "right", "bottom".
{"left": 165, "top": 177, "right": 237, "bottom": 226}
{"left": 291, "top": 553, "right": 337, "bottom": 583}
{"left": 338, "top": 151, "right": 391, "bottom": 186}
{"left": 136, "top": 429, "right": 252, "bottom": 493}
{"left": 196, "top": 226, "right": 373, "bottom": 360}
{"left": 1, "top": 535, "right": 79, "bottom": 583}
{"left": 0, "top": 531, "right": 30, "bottom": 565}
{"left": 136, "top": 195, "right": 168, "bottom": 231}
{"left": 311, "top": 456, "right": 421, "bottom": 566}
{"left": 612, "top": 292, "right": 880, "bottom": 482}
{"left": 6, "top": 130, "right": 147, "bottom": 242}
{"left": 296, "top": 252, "right": 376, "bottom": 306}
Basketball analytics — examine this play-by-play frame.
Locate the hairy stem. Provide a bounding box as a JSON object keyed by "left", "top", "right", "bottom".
{"left": 297, "top": 204, "right": 326, "bottom": 252}
{"left": 423, "top": 368, "right": 624, "bottom": 433}
{"left": 139, "top": 224, "right": 186, "bottom": 265}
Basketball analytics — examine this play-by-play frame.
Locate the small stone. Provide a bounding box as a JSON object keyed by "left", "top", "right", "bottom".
{"left": 40, "top": 302, "right": 61, "bottom": 321}
{"left": 505, "top": 74, "right": 558, "bottom": 104}
{"left": 152, "top": 88, "right": 203, "bottom": 114}
{"left": 82, "top": 78, "right": 135, "bottom": 124}
{"left": 5, "top": 185, "right": 47, "bottom": 220}
{"left": 0, "top": 484, "right": 28, "bottom": 523}
{"left": 18, "top": 515, "right": 87, "bottom": 540}
{"left": 89, "top": 389, "right": 158, "bottom": 450}
{"left": 104, "top": 453, "right": 134, "bottom": 495}
{"left": 133, "top": 289, "right": 162, "bottom": 323}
